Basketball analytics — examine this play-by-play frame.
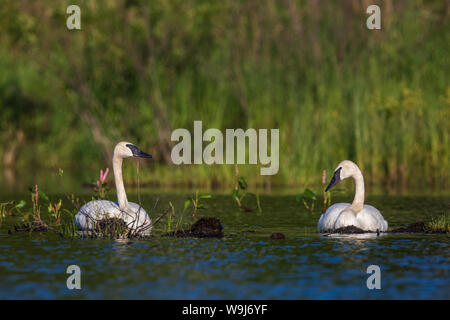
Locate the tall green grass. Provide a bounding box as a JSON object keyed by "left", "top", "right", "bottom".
{"left": 0, "top": 1, "right": 448, "bottom": 190}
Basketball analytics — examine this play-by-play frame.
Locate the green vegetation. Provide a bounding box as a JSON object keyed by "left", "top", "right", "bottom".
{"left": 296, "top": 170, "right": 332, "bottom": 213}
{"left": 296, "top": 188, "right": 317, "bottom": 214}
{"left": 161, "top": 190, "right": 213, "bottom": 233}
{"left": 1, "top": 168, "right": 153, "bottom": 238}
{"left": 232, "top": 165, "right": 262, "bottom": 213}
{"left": 4, "top": 184, "right": 80, "bottom": 237}
{"left": 0, "top": 200, "right": 26, "bottom": 223}
{"left": 184, "top": 190, "right": 212, "bottom": 218}
{"left": 426, "top": 213, "right": 449, "bottom": 233}
{"left": 0, "top": 1, "right": 448, "bottom": 191}
{"left": 165, "top": 200, "right": 190, "bottom": 234}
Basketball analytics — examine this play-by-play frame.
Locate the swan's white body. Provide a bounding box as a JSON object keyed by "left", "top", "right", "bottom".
{"left": 75, "top": 142, "right": 152, "bottom": 235}
{"left": 318, "top": 160, "right": 388, "bottom": 232}
{"left": 318, "top": 203, "right": 387, "bottom": 232}
{"left": 75, "top": 200, "right": 152, "bottom": 235}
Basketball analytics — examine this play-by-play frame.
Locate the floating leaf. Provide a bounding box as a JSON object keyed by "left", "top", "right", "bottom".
{"left": 200, "top": 195, "right": 212, "bottom": 199}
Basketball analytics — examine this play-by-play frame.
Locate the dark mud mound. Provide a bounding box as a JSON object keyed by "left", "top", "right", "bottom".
{"left": 333, "top": 226, "right": 371, "bottom": 234}
{"left": 93, "top": 218, "right": 129, "bottom": 238}
{"left": 13, "top": 221, "right": 48, "bottom": 233}
{"left": 390, "top": 222, "right": 426, "bottom": 233}
{"left": 330, "top": 221, "right": 448, "bottom": 234}
{"left": 167, "top": 217, "right": 223, "bottom": 238}
{"left": 390, "top": 222, "right": 447, "bottom": 234}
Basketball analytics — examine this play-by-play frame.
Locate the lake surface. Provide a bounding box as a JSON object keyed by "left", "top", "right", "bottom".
{"left": 0, "top": 194, "right": 448, "bottom": 299}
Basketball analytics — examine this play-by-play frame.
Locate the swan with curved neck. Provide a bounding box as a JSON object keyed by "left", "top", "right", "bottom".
{"left": 318, "top": 160, "right": 388, "bottom": 232}
{"left": 75, "top": 141, "right": 153, "bottom": 235}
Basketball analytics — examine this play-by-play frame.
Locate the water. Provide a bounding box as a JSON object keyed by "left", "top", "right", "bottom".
{"left": 0, "top": 194, "right": 448, "bottom": 299}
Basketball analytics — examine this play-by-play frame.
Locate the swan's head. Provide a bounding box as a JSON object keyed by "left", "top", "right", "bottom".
{"left": 114, "top": 141, "right": 152, "bottom": 159}
{"left": 325, "top": 160, "right": 360, "bottom": 192}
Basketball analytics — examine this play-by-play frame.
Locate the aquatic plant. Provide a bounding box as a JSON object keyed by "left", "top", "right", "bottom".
{"left": 4, "top": 165, "right": 172, "bottom": 239}
{"left": 184, "top": 190, "right": 212, "bottom": 218}
{"left": 232, "top": 165, "right": 262, "bottom": 213}
{"left": 0, "top": 200, "right": 26, "bottom": 224}
{"left": 157, "top": 201, "right": 187, "bottom": 234}
{"left": 94, "top": 168, "right": 110, "bottom": 200}
{"left": 47, "top": 200, "right": 62, "bottom": 225}
{"left": 297, "top": 170, "right": 333, "bottom": 214}
{"left": 296, "top": 188, "right": 317, "bottom": 214}
{"left": 166, "top": 201, "right": 176, "bottom": 233}
{"left": 1, "top": 171, "right": 83, "bottom": 238}
{"left": 25, "top": 184, "right": 45, "bottom": 225}
{"left": 426, "top": 213, "right": 449, "bottom": 233}
{"left": 13, "top": 185, "right": 69, "bottom": 236}
{"left": 59, "top": 208, "right": 79, "bottom": 238}
{"left": 322, "top": 170, "right": 331, "bottom": 213}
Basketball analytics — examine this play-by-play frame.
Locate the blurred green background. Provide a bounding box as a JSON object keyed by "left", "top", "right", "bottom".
{"left": 0, "top": 0, "right": 448, "bottom": 192}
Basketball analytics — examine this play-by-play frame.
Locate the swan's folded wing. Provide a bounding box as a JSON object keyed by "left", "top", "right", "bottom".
{"left": 357, "top": 205, "right": 388, "bottom": 232}
{"left": 318, "top": 203, "right": 350, "bottom": 231}
{"left": 75, "top": 200, "right": 121, "bottom": 230}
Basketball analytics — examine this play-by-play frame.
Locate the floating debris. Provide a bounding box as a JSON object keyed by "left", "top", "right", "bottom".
{"left": 270, "top": 232, "right": 285, "bottom": 239}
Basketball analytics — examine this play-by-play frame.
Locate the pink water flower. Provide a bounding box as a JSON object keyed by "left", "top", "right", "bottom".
{"left": 322, "top": 170, "right": 326, "bottom": 185}
{"left": 100, "top": 168, "right": 109, "bottom": 183}
{"left": 97, "top": 168, "right": 110, "bottom": 187}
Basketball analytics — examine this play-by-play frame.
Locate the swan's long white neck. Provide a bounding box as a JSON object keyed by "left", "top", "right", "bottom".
{"left": 349, "top": 168, "right": 365, "bottom": 214}
{"left": 113, "top": 154, "right": 129, "bottom": 210}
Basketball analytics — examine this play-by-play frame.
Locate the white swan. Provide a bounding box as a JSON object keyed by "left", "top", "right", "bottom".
{"left": 75, "top": 141, "right": 153, "bottom": 236}
{"left": 318, "top": 160, "right": 388, "bottom": 232}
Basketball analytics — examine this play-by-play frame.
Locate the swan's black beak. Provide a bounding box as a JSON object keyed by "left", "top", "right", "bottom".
{"left": 325, "top": 167, "right": 341, "bottom": 192}
{"left": 126, "top": 144, "right": 152, "bottom": 159}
